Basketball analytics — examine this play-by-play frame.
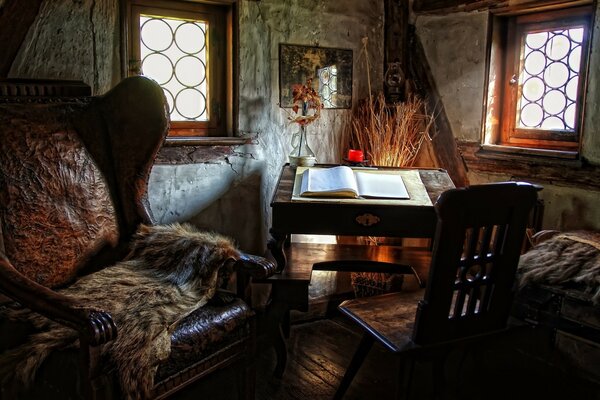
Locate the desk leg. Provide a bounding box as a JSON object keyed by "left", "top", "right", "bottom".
{"left": 273, "top": 323, "right": 288, "bottom": 379}
{"left": 259, "top": 299, "right": 290, "bottom": 378}
{"left": 260, "top": 281, "right": 309, "bottom": 378}
{"left": 268, "top": 233, "right": 288, "bottom": 272}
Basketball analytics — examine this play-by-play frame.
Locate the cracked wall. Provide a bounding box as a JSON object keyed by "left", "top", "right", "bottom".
{"left": 150, "top": 0, "right": 385, "bottom": 252}
{"left": 5, "top": 0, "right": 385, "bottom": 253}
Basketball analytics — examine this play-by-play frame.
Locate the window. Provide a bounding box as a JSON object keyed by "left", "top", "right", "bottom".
{"left": 484, "top": 5, "right": 593, "bottom": 155}
{"left": 127, "top": 0, "right": 236, "bottom": 139}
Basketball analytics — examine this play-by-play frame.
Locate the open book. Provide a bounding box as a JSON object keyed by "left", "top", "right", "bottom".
{"left": 299, "top": 166, "right": 410, "bottom": 199}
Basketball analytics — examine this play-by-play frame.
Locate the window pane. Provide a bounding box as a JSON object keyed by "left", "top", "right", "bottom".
{"left": 140, "top": 15, "right": 208, "bottom": 122}
{"left": 318, "top": 65, "right": 338, "bottom": 108}
{"left": 516, "top": 27, "right": 584, "bottom": 132}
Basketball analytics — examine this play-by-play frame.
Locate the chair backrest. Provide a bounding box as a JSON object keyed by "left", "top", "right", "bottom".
{"left": 0, "top": 76, "right": 168, "bottom": 288}
{"left": 412, "top": 182, "right": 538, "bottom": 345}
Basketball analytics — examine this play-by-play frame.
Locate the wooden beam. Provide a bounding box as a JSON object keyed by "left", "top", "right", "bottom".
{"left": 408, "top": 27, "right": 470, "bottom": 188}
{"left": 0, "top": 0, "right": 43, "bottom": 77}
{"left": 413, "top": 0, "right": 500, "bottom": 13}
{"left": 412, "top": 0, "right": 591, "bottom": 14}
{"left": 384, "top": 0, "right": 409, "bottom": 103}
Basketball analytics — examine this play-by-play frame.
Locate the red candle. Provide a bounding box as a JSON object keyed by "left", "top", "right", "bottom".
{"left": 347, "top": 149, "right": 364, "bottom": 162}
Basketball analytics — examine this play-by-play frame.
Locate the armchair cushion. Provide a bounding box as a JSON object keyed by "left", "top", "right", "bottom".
{"left": 0, "top": 223, "right": 245, "bottom": 399}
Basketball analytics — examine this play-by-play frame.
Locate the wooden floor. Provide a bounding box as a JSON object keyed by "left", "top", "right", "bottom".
{"left": 174, "top": 317, "right": 600, "bottom": 400}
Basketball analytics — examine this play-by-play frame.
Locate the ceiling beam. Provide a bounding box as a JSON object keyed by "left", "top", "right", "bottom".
{"left": 412, "top": 0, "right": 591, "bottom": 14}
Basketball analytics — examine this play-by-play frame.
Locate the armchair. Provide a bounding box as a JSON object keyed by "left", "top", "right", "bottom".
{"left": 0, "top": 76, "right": 275, "bottom": 399}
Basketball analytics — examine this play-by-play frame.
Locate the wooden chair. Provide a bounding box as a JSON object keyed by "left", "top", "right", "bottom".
{"left": 333, "top": 182, "right": 538, "bottom": 399}
{"left": 0, "top": 76, "right": 275, "bottom": 399}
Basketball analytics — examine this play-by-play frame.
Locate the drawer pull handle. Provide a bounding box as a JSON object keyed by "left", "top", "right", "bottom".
{"left": 356, "top": 213, "right": 380, "bottom": 227}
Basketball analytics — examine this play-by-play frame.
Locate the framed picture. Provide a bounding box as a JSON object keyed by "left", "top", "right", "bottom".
{"left": 279, "top": 43, "right": 353, "bottom": 109}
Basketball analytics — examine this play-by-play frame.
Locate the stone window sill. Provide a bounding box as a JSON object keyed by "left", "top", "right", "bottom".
{"left": 156, "top": 136, "right": 253, "bottom": 164}
{"left": 164, "top": 137, "right": 251, "bottom": 147}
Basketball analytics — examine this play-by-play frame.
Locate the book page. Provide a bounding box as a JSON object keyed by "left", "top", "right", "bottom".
{"left": 292, "top": 168, "right": 432, "bottom": 206}
{"left": 354, "top": 170, "right": 409, "bottom": 199}
{"left": 300, "top": 166, "right": 359, "bottom": 198}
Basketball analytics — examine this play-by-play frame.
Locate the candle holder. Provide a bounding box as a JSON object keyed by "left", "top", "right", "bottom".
{"left": 343, "top": 149, "right": 369, "bottom": 167}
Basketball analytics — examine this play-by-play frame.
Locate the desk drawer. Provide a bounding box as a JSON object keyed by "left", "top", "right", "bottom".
{"left": 271, "top": 203, "right": 437, "bottom": 238}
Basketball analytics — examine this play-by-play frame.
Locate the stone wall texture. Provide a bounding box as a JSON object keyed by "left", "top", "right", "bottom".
{"left": 416, "top": 7, "right": 600, "bottom": 231}
{"left": 4, "top": 0, "right": 599, "bottom": 238}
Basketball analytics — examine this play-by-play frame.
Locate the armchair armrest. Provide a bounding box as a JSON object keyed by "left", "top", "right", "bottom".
{"left": 235, "top": 252, "right": 277, "bottom": 280}
{"left": 0, "top": 253, "right": 117, "bottom": 346}
{"left": 232, "top": 253, "right": 276, "bottom": 304}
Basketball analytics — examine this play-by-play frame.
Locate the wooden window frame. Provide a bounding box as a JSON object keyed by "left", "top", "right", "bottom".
{"left": 124, "top": 0, "right": 239, "bottom": 144}
{"left": 483, "top": 4, "right": 594, "bottom": 155}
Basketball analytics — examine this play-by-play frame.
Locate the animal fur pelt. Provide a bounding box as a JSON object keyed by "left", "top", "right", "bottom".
{"left": 518, "top": 230, "right": 600, "bottom": 304}
{"left": 0, "top": 223, "right": 240, "bottom": 400}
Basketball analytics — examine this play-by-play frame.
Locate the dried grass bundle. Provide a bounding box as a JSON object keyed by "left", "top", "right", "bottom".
{"left": 342, "top": 92, "right": 434, "bottom": 167}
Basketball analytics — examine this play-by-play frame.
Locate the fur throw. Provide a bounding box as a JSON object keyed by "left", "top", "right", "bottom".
{"left": 0, "top": 223, "right": 240, "bottom": 400}
{"left": 518, "top": 231, "right": 600, "bottom": 304}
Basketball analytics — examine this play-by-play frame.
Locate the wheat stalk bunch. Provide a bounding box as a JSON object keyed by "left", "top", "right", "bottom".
{"left": 343, "top": 92, "right": 433, "bottom": 167}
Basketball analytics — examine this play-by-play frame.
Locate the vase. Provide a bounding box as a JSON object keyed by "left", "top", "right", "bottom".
{"left": 289, "top": 125, "right": 316, "bottom": 167}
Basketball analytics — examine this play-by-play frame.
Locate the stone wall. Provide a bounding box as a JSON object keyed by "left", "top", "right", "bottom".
{"left": 415, "top": 6, "right": 600, "bottom": 231}
{"left": 3, "top": 0, "right": 385, "bottom": 252}
{"left": 151, "top": 0, "right": 385, "bottom": 252}
{"left": 5, "top": 0, "right": 597, "bottom": 241}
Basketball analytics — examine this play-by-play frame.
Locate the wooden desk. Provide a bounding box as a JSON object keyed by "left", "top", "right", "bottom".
{"left": 268, "top": 164, "right": 454, "bottom": 271}
{"left": 257, "top": 164, "right": 455, "bottom": 377}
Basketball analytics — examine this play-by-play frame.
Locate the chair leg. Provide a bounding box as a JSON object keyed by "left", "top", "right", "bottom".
{"left": 395, "top": 354, "right": 416, "bottom": 400}
{"left": 333, "top": 334, "right": 374, "bottom": 400}
{"left": 432, "top": 351, "right": 449, "bottom": 400}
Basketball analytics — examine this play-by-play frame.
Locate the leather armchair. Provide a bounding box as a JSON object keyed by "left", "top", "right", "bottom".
{"left": 0, "top": 76, "right": 275, "bottom": 399}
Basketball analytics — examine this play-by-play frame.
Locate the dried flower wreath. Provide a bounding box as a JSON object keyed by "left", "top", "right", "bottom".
{"left": 288, "top": 78, "right": 323, "bottom": 126}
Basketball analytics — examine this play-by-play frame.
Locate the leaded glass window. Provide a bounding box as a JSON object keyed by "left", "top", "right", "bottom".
{"left": 128, "top": 1, "right": 232, "bottom": 138}
{"left": 318, "top": 65, "right": 338, "bottom": 108}
{"left": 516, "top": 26, "right": 585, "bottom": 133}
{"left": 488, "top": 6, "right": 593, "bottom": 152}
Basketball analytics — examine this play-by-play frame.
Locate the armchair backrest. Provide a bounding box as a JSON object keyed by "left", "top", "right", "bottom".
{"left": 412, "top": 182, "right": 538, "bottom": 345}
{"left": 0, "top": 76, "right": 169, "bottom": 288}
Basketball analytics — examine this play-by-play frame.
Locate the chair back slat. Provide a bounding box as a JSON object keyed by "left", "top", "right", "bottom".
{"left": 412, "top": 182, "right": 538, "bottom": 345}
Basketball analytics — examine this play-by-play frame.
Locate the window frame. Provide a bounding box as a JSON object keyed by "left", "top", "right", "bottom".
{"left": 483, "top": 4, "right": 594, "bottom": 155}
{"left": 124, "top": 0, "right": 238, "bottom": 143}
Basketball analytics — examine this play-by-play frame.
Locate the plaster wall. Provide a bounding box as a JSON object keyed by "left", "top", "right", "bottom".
{"left": 416, "top": 8, "right": 600, "bottom": 231}
{"left": 149, "top": 0, "right": 385, "bottom": 252}
{"left": 5, "top": 0, "right": 385, "bottom": 253}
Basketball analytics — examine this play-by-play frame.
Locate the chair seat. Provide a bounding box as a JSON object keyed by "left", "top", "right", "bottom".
{"left": 155, "top": 294, "right": 254, "bottom": 383}
{"left": 338, "top": 289, "right": 425, "bottom": 352}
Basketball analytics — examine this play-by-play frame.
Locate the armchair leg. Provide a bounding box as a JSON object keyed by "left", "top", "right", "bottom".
{"left": 238, "top": 317, "right": 257, "bottom": 400}
{"left": 333, "top": 334, "right": 374, "bottom": 400}
{"left": 237, "top": 361, "right": 256, "bottom": 400}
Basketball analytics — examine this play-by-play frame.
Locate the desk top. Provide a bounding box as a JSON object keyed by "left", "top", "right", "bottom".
{"left": 272, "top": 164, "right": 454, "bottom": 205}
{"left": 269, "top": 165, "right": 455, "bottom": 238}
